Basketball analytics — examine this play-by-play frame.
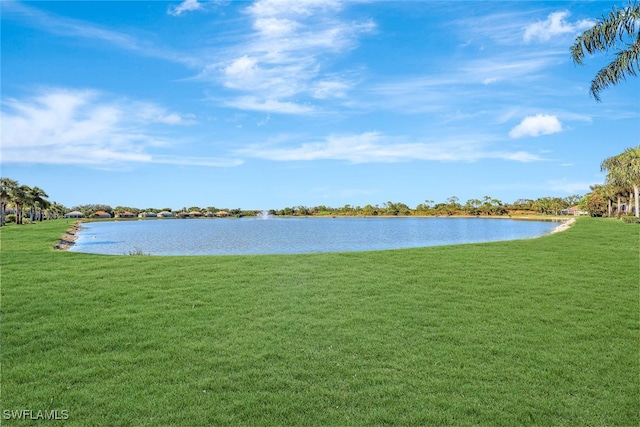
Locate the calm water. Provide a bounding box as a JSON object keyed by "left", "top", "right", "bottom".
{"left": 69, "top": 217, "right": 560, "bottom": 256}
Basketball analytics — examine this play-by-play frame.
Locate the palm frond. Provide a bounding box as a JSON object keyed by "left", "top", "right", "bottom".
{"left": 590, "top": 36, "right": 640, "bottom": 100}
{"left": 571, "top": 1, "right": 640, "bottom": 100}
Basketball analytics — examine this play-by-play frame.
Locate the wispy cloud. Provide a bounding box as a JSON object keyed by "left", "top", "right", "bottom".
{"left": 509, "top": 114, "right": 563, "bottom": 138}
{"left": 236, "top": 132, "right": 544, "bottom": 163}
{"left": 362, "top": 49, "right": 561, "bottom": 118}
{"left": 2, "top": 1, "right": 199, "bottom": 66}
{"left": 168, "top": 0, "right": 204, "bottom": 16}
{"left": 455, "top": 10, "right": 536, "bottom": 46}
{"left": 224, "top": 96, "right": 314, "bottom": 114}
{"left": 523, "top": 11, "right": 593, "bottom": 43}
{"left": 0, "top": 87, "right": 239, "bottom": 167}
{"left": 203, "top": 0, "right": 375, "bottom": 114}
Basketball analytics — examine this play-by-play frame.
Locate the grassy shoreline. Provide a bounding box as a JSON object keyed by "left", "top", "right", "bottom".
{"left": 1, "top": 219, "right": 638, "bottom": 425}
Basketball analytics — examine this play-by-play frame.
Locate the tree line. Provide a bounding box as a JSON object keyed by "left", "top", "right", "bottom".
{"left": 0, "top": 178, "right": 67, "bottom": 226}
{"left": 582, "top": 146, "right": 640, "bottom": 219}
{"left": 269, "top": 195, "right": 583, "bottom": 217}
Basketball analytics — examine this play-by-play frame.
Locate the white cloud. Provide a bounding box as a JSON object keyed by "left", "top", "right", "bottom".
{"left": 253, "top": 17, "right": 299, "bottom": 36}
{"left": 312, "top": 80, "right": 350, "bottom": 99}
{"left": 157, "top": 113, "right": 197, "bottom": 126}
{"left": 509, "top": 114, "right": 563, "bottom": 138}
{"left": 236, "top": 132, "right": 544, "bottom": 163}
{"left": 206, "top": 0, "right": 375, "bottom": 113}
{"left": 246, "top": 0, "right": 342, "bottom": 19}
{"left": 224, "top": 96, "right": 314, "bottom": 114}
{"left": 523, "top": 11, "right": 593, "bottom": 43}
{"left": 168, "top": 0, "right": 203, "bottom": 16}
{"left": 0, "top": 88, "right": 238, "bottom": 167}
{"left": 482, "top": 77, "right": 500, "bottom": 85}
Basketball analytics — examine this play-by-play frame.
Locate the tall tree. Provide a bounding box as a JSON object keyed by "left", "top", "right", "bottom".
{"left": 583, "top": 184, "right": 608, "bottom": 216}
{"left": 47, "top": 202, "right": 67, "bottom": 220}
{"left": 28, "top": 186, "right": 49, "bottom": 222}
{"left": 601, "top": 146, "right": 640, "bottom": 217}
{"left": 0, "top": 178, "right": 18, "bottom": 226}
{"left": 11, "top": 185, "right": 31, "bottom": 225}
{"left": 570, "top": 1, "right": 640, "bottom": 101}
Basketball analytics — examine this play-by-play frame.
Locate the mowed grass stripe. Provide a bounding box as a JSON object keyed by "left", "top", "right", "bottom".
{"left": 1, "top": 218, "right": 638, "bottom": 425}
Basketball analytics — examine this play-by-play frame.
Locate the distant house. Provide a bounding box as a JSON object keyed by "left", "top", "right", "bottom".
{"left": 116, "top": 211, "right": 135, "bottom": 218}
{"left": 561, "top": 206, "right": 587, "bottom": 216}
{"left": 64, "top": 210, "right": 84, "bottom": 218}
{"left": 138, "top": 212, "right": 157, "bottom": 218}
{"left": 189, "top": 211, "right": 202, "bottom": 218}
{"left": 157, "top": 211, "right": 174, "bottom": 218}
{"left": 176, "top": 211, "right": 190, "bottom": 218}
{"left": 93, "top": 211, "right": 111, "bottom": 218}
{"left": 215, "top": 211, "right": 230, "bottom": 217}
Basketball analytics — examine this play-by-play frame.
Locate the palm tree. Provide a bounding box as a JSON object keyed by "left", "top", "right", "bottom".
{"left": 570, "top": 1, "right": 640, "bottom": 101}
{"left": 28, "top": 186, "right": 49, "bottom": 222}
{"left": 601, "top": 181, "right": 623, "bottom": 217}
{"left": 602, "top": 146, "right": 640, "bottom": 217}
{"left": 11, "top": 185, "right": 31, "bottom": 225}
{"left": 52, "top": 202, "right": 66, "bottom": 219}
{"left": 0, "top": 178, "right": 18, "bottom": 226}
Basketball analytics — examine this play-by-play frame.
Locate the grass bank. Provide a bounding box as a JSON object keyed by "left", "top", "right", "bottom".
{"left": 1, "top": 219, "right": 638, "bottom": 426}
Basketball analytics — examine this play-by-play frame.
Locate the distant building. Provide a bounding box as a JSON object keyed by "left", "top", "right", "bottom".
{"left": 561, "top": 206, "right": 587, "bottom": 216}
{"left": 64, "top": 210, "right": 84, "bottom": 218}
{"left": 93, "top": 211, "right": 111, "bottom": 218}
{"left": 138, "top": 212, "right": 157, "bottom": 218}
{"left": 215, "top": 211, "right": 230, "bottom": 217}
{"left": 157, "top": 211, "right": 174, "bottom": 218}
{"left": 116, "top": 211, "right": 135, "bottom": 218}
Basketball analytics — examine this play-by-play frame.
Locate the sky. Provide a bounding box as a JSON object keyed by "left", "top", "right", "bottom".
{"left": 1, "top": 0, "right": 639, "bottom": 211}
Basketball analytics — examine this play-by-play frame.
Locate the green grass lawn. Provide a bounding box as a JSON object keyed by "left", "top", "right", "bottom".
{"left": 1, "top": 218, "right": 638, "bottom": 426}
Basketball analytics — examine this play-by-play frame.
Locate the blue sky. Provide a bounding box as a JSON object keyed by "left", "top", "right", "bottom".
{"left": 1, "top": 0, "right": 638, "bottom": 211}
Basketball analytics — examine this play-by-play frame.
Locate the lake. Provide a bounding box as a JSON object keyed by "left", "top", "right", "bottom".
{"left": 69, "top": 217, "right": 562, "bottom": 256}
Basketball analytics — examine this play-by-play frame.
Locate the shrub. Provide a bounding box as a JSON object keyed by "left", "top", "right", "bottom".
{"left": 621, "top": 215, "right": 640, "bottom": 224}
{"left": 5, "top": 214, "right": 16, "bottom": 223}
{"left": 127, "top": 247, "right": 149, "bottom": 256}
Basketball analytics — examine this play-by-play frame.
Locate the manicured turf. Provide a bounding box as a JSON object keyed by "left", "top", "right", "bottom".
{"left": 1, "top": 218, "right": 638, "bottom": 425}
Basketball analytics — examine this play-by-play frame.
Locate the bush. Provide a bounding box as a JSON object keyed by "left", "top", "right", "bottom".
{"left": 5, "top": 214, "right": 16, "bottom": 223}
{"left": 621, "top": 215, "right": 640, "bottom": 224}
{"left": 127, "top": 247, "right": 149, "bottom": 256}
